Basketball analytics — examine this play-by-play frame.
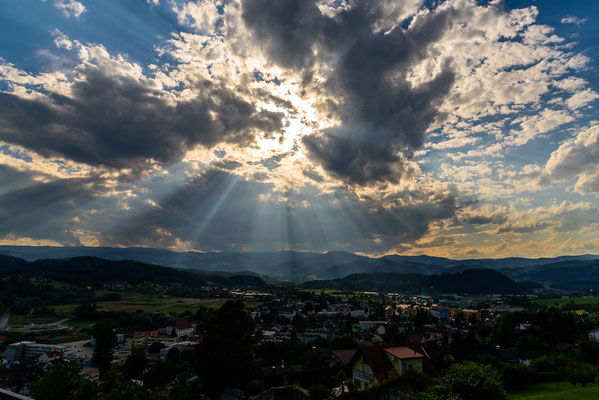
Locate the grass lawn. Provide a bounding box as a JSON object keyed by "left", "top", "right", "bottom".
{"left": 533, "top": 297, "right": 599, "bottom": 308}
{"left": 8, "top": 314, "right": 63, "bottom": 326}
{"left": 509, "top": 381, "right": 599, "bottom": 399}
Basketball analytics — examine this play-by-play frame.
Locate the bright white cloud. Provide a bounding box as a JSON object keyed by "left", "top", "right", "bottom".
{"left": 51, "top": 0, "right": 87, "bottom": 18}
{"left": 560, "top": 16, "right": 587, "bottom": 25}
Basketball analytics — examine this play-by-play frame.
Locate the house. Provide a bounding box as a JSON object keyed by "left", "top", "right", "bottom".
{"left": 35, "top": 351, "right": 63, "bottom": 364}
{"left": 329, "top": 349, "right": 358, "bottom": 368}
{"left": 316, "top": 311, "right": 339, "bottom": 318}
{"left": 277, "top": 308, "right": 296, "bottom": 319}
{"left": 384, "top": 347, "right": 425, "bottom": 375}
{"left": 358, "top": 321, "right": 386, "bottom": 331}
{"left": 407, "top": 332, "right": 443, "bottom": 344}
{"left": 588, "top": 328, "right": 599, "bottom": 341}
{"left": 349, "top": 310, "right": 368, "bottom": 319}
{"left": 166, "top": 321, "right": 194, "bottom": 337}
{"left": 351, "top": 345, "right": 425, "bottom": 390}
{"left": 159, "top": 341, "right": 196, "bottom": 358}
{"left": 352, "top": 345, "right": 397, "bottom": 391}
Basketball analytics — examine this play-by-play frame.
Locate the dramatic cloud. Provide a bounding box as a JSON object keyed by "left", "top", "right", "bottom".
{"left": 0, "top": 65, "right": 283, "bottom": 169}
{"left": 242, "top": 0, "right": 456, "bottom": 183}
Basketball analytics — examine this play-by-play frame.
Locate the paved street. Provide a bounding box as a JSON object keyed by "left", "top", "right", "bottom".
{"left": 0, "top": 309, "right": 10, "bottom": 330}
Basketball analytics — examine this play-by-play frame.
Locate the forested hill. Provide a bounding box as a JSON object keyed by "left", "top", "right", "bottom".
{"left": 0, "top": 255, "right": 265, "bottom": 288}
{"left": 2, "top": 245, "right": 598, "bottom": 281}
{"left": 302, "top": 269, "right": 533, "bottom": 295}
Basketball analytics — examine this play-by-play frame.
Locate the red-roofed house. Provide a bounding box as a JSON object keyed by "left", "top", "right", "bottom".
{"left": 352, "top": 345, "right": 425, "bottom": 390}
{"left": 166, "top": 321, "right": 194, "bottom": 337}
{"left": 384, "top": 347, "right": 424, "bottom": 375}
{"left": 277, "top": 308, "right": 296, "bottom": 319}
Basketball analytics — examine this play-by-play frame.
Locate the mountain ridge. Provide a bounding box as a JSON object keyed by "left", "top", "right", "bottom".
{"left": 1, "top": 245, "right": 598, "bottom": 282}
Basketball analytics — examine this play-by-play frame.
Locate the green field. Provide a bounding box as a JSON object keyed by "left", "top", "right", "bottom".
{"left": 533, "top": 297, "right": 599, "bottom": 308}
{"left": 509, "top": 381, "right": 599, "bottom": 399}
{"left": 143, "top": 300, "right": 263, "bottom": 315}
{"left": 10, "top": 293, "right": 264, "bottom": 328}
{"left": 65, "top": 320, "right": 93, "bottom": 329}
{"left": 8, "top": 314, "right": 64, "bottom": 326}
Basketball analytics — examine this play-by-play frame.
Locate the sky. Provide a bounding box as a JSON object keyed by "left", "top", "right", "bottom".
{"left": 0, "top": 0, "right": 598, "bottom": 258}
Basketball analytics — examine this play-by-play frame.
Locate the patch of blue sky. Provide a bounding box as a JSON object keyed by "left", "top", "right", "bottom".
{"left": 0, "top": 145, "right": 33, "bottom": 162}
{"left": 0, "top": 1, "right": 60, "bottom": 73}
{"left": 0, "top": 0, "right": 184, "bottom": 75}
{"left": 507, "top": 0, "right": 599, "bottom": 84}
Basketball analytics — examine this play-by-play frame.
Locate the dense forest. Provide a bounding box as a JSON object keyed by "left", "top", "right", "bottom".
{"left": 302, "top": 269, "right": 533, "bottom": 295}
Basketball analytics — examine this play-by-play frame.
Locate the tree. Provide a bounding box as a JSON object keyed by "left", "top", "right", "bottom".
{"left": 443, "top": 361, "right": 508, "bottom": 400}
{"left": 195, "top": 299, "right": 259, "bottom": 398}
{"left": 98, "top": 370, "right": 159, "bottom": 400}
{"left": 122, "top": 348, "right": 148, "bottom": 380}
{"left": 497, "top": 362, "right": 532, "bottom": 390}
{"left": 331, "top": 336, "right": 359, "bottom": 350}
{"left": 489, "top": 314, "right": 515, "bottom": 347}
{"left": 30, "top": 361, "right": 96, "bottom": 400}
{"left": 75, "top": 302, "right": 97, "bottom": 320}
{"left": 308, "top": 383, "right": 329, "bottom": 400}
{"left": 148, "top": 341, "right": 165, "bottom": 354}
{"left": 398, "top": 369, "right": 433, "bottom": 392}
{"left": 569, "top": 367, "right": 596, "bottom": 387}
{"left": 515, "top": 335, "right": 549, "bottom": 357}
{"left": 92, "top": 319, "right": 117, "bottom": 378}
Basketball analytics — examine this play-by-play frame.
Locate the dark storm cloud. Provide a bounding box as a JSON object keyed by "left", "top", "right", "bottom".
{"left": 496, "top": 223, "right": 550, "bottom": 234}
{"left": 212, "top": 160, "right": 243, "bottom": 170}
{"left": 302, "top": 169, "right": 323, "bottom": 182}
{"left": 0, "top": 165, "right": 101, "bottom": 243}
{"left": 0, "top": 67, "right": 283, "bottom": 169}
{"left": 0, "top": 164, "right": 41, "bottom": 195}
{"left": 462, "top": 214, "right": 508, "bottom": 225}
{"left": 92, "top": 169, "right": 459, "bottom": 252}
{"left": 243, "top": 0, "right": 456, "bottom": 184}
{"left": 242, "top": 0, "right": 327, "bottom": 69}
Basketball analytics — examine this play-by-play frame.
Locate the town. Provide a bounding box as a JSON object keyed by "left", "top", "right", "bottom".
{"left": 2, "top": 269, "right": 599, "bottom": 399}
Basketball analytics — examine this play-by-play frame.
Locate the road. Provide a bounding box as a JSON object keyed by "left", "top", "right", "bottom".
{"left": 0, "top": 309, "right": 10, "bottom": 330}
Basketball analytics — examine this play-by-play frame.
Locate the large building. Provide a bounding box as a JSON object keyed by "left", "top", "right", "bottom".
{"left": 4, "top": 342, "right": 67, "bottom": 363}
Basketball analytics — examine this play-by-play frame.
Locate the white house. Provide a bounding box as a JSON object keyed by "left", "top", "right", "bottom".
{"left": 166, "top": 321, "right": 194, "bottom": 337}
{"left": 359, "top": 321, "right": 386, "bottom": 331}
{"left": 277, "top": 307, "right": 296, "bottom": 319}
{"left": 589, "top": 328, "right": 599, "bottom": 341}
